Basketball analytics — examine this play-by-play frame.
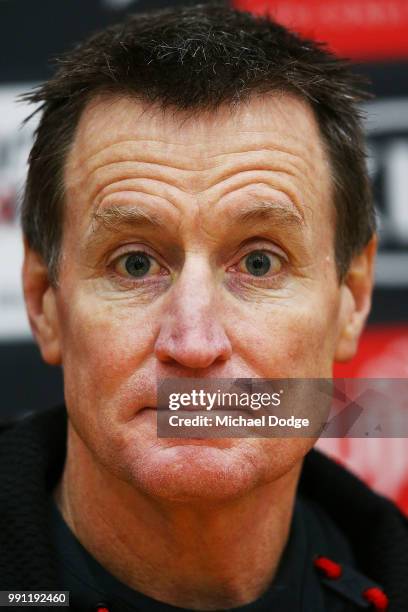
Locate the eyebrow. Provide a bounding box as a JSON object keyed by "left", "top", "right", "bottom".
{"left": 83, "top": 197, "right": 304, "bottom": 252}
{"left": 83, "top": 204, "right": 167, "bottom": 249}
{"left": 229, "top": 199, "right": 305, "bottom": 228}
{"left": 91, "top": 204, "right": 165, "bottom": 230}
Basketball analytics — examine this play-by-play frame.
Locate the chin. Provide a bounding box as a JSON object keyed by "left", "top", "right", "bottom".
{"left": 130, "top": 453, "right": 258, "bottom": 502}
{"left": 117, "top": 436, "right": 306, "bottom": 503}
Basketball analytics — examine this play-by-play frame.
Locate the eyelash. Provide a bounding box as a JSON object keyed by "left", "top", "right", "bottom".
{"left": 108, "top": 245, "right": 288, "bottom": 289}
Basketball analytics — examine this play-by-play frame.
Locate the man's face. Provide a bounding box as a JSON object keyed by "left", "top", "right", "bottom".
{"left": 30, "top": 94, "right": 362, "bottom": 500}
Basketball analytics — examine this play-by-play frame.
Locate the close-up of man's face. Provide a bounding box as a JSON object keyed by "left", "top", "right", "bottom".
{"left": 23, "top": 92, "right": 375, "bottom": 503}
{"left": 5, "top": 5, "right": 407, "bottom": 609}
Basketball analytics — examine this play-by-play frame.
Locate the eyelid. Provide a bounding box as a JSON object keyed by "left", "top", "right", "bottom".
{"left": 238, "top": 249, "right": 283, "bottom": 273}
{"left": 109, "top": 247, "right": 168, "bottom": 282}
{"left": 233, "top": 240, "right": 289, "bottom": 266}
{"left": 107, "top": 243, "right": 164, "bottom": 267}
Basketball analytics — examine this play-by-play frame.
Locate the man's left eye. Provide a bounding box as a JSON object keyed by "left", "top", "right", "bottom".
{"left": 115, "top": 251, "right": 161, "bottom": 278}
{"left": 238, "top": 250, "right": 282, "bottom": 277}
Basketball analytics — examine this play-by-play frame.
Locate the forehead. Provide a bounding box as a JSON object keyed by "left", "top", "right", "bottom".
{"left": 64, "top": 92, "right": 333, "bottom": 230}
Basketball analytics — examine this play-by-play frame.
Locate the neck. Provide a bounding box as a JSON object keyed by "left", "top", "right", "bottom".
{"left": 54, "top": 424, "right": 302, "bottom": 610}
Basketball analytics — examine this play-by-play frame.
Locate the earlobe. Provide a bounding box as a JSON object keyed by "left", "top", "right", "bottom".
{"left": 22, "top": 242, "right": 62, "bottom": 365}
{"left": 334, "top": 236, "right": 377, "bottom": 363}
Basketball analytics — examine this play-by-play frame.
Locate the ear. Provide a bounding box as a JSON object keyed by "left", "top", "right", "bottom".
{"left": 334, "top": 236, "right": 377, "bottom": 362}
{"left": 22, "top": 239, "right": 62, "bottom": 365}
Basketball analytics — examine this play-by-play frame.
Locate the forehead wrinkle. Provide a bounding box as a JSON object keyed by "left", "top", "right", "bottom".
{"left": 82, "top": 141, "right": 314, "bottom": 181}
{"left": 84, "top": 156, "right": 312, "bottom": 211}
{"left": 70, "top": 167, "right": 315, "bottom": 238}
{"left": 85, "top": 163, "right": 215, "bottom": 206}
{"left": 87, "top": 173, "right": 186, "bottom": 213}
{"left": 91, "top": 180, "right": 183, "bottom": 212}
{"left": 208, "top": 175, "right": 312, "bottom": 224}
{"left": 81, "top": 135, "right": 313, "bottom": 167}
{"left": 206, "top": 161, "right": 304, "bottom": 192}
{"left": 68, "top": 110, "right": 322, "bottom": 199}
{"left": 69, "top": 92, "right": 329, "bottom": 194}
{"left": 67, "top": 121, "right": 327, "bottom": 226}
{"left": 207, "top": 144, "right": 316, "bottom": 174}
{"left": 84, "top": 140, "right": 214, "bottom": 174}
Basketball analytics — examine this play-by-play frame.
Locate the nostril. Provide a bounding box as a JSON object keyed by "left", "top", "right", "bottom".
{"left": 155, "top": 334, "right": 232, "bottom": 369}
{"left": 156, "top": 345, "right": 228, "bottom": 369}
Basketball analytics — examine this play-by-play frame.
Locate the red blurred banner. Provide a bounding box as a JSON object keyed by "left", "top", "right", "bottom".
{"left": 234, "top": 0, "right": 408, "bottom": 60}
{"left": 322, "top": 325, "right": 408, "bottom": 515}
{"left": 334, "top": 325, "right": 408, "bottom": 378}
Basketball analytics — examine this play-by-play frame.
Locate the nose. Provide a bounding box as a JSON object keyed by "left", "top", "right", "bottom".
{"left": 154, "top": 259, "right": 232, "bottom": 369}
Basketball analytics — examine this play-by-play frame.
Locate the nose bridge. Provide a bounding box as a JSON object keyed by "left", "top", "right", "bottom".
{"left": 154, "top": 253, "right": 232, "bottom": 368}
{"left": 174, "top": 253, "right": 214, "bottom": 320}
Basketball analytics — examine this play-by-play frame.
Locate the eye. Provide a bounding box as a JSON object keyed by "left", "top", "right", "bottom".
{"left": 115, "top": 251, "right": 161, "bottom": 278}
{"left": 239, "top": 250, "right": 282, "bottom": 277}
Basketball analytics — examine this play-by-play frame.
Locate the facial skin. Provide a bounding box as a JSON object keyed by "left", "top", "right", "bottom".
{"left": 24, "top": 92, "right": 375, "bottom": 500}
{"left": 23, "top": 93, "right": 375, "bottom": 608}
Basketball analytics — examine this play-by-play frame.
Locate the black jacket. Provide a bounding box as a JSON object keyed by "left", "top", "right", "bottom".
{"left": 0, "top": 405, "right": 407, "bottom": 611}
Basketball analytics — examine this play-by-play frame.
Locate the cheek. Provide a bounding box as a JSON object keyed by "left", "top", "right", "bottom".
{"left": 56, "top": 288, "right": 157, "bottom": 405}
{"left": 225, "top": 286, "right": 341, "bottom": 377}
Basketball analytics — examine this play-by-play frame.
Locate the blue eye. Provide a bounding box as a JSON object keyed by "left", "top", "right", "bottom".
{"left": 124, "top": 252, "right": 152, "bottom": 277}
{"left": 245, "top": 251, "right": 271, "bottom": 276}
{"left": 242, "top": 250, "right": 281, "bottom": 277}
{"left": 114, "top": 251, "right": 162, "bottom": 279}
